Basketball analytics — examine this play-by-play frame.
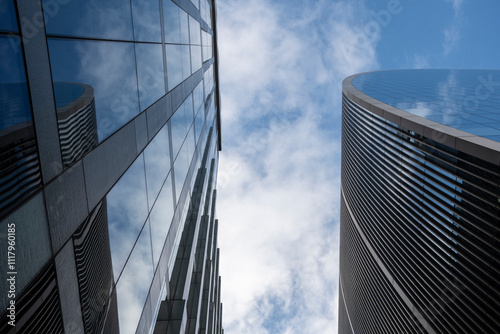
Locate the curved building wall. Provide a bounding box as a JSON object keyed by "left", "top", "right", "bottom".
{"left": 339, "top": 72, "right": 500, "bottom": 334}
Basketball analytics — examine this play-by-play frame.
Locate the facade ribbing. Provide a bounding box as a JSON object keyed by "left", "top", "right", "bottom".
{"left": 339, "top": 70, "right": 500, "bottom": 334}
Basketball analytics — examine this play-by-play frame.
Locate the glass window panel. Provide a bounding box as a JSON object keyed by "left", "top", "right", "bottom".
{"left": 163, "top": 0, "right": 181, "bottom": 44}
{"left": 166, "top": 44, "right": 183, "bottom": 90}
{"left": 106, "top": 154, "right": 148, "bottom": 280}
{"left": 184, "top": 93, "right": 194, "bottom": 126}
{"left": 179, "top": 9, "right": 189, "bottom": 44}
{"left": 149, "top": 173, "right": 174, "bottom": 266}
{"left": 48, "top": 38, "right": 139, "bottom": 141}
{"left": 170, "top": 108, "right": 187, "bottom": 159}
{"left": 0, "top": 36, "right": 40, "bottom": 215}
{"left": 174, "top": 140, "right": 189, "bottom": 203}
{"left": 0, "top": 36, "right": 32, "bottom": 129}
{"left": 0, "top": 0, "right": 18, "bottom": 32}
{"left": 144, "top": 124, "right": 170, "bottom": 210}
{"left": 185, "top": 123, "right": 196, "bottom": 165}
{"left": 189, "top": 16, "right": 201, "bottom": 45}
{"left": 181, "top": 45, "right": 191, "bottom": 80}
{"left": 131, "top": 0, "right": 161, "bottom": 42}
{"left": 194, "top": 104, "right": 204, "bottom": 145}
{"left": 42, "top": 0, "right": 133, "bottom": 40}
{"left": 116, "top": 222, "right": 153, "bottom": 334}
{"left": 190, "top": 0, "right": 199, "bottom": 10}
{"left": 193, "top": 81, "right": 204, "bottom": 113}
{"left": 190, "top": 45, "right": 202, "bottom": 73}
{"left": 136, "top": 43, "right": 165, "bottom": 111}
{"left": 53, "top": 82, "right": 98, "bottom": 166}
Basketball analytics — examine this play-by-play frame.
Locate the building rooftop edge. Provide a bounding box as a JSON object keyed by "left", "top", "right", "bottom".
{"left": 342, "top": 71, "right": 500, "bottom": 166}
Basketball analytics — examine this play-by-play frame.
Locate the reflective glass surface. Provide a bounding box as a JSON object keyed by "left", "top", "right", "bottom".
{"left": 166, "top": 44, "right": 183, "bottom": 89}
{"left": 191, "top": 45, "right": 202, "bottom": 73}
{"left": 149, "top": 173, "right": 174, "bottom": 266}
{"left": 170, "top": 95, "right": 192, "bottom": 159}
{"left": 144, "top": 124, "right": 171, "bottom": 209}
{"left": 135, "top": 43, "right": 165, "bottom": 111}
{"left": 0, "top": 36, "right": 40, "bottom": 216}
{"left": 42, "top": 0, "right": 133, "bottom": 40}
{"left": 131, "top": 0, "right": 162, "bottom": 42}
{"left": 106, "top": 154, "right": 148, "bottom": 280}
{"left": 163, "top": 0, "right": 182, "bottom": 44}
{"left": 0, "top": 0, "right": 18, "bottom": 32}
{"left": 115, "top": 222, "right": 154, "bottom": 334}
{"left": 0, "top": 37, "right": 31, "bottom": 130}
{"left": 189, "top": 16, "right": 201, "bottom": 45}
{"left": 174, "top": 139, "right": 190, "bottom": 202}
{"left": 48, "top": 38, "right": 139, "bottom": 141}
{"left": 352, "top": 70, "right": 500, "bottom": 142}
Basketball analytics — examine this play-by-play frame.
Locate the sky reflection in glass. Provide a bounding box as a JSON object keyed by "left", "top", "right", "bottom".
{"left": 163, "top": 0, "right": 182, "bottom": 44}
{"left": 131, "top": 0, "right": 162, "bottom": 42}
{"left": 136, "top": 43, "right": 165, "bottom": 111}
{"left": 353, "top": 69, "right": 500, "bottom": 142}
{"left": 43, "top": 0, "right": 133, "bottom": 40}
{"left": 144, "top": 123, "right": 171, "bottom": 210}
{"left": 149, "top": 173, "right": 174, "bottom": 266}
{"left": 115, "top": 223, "right": 154, "bottom": 334}
{"left": 48, "top": 38, "right": 139, "bottom": 141}
{"left": 106, "top": 154, "right": 148, "bottom": 281}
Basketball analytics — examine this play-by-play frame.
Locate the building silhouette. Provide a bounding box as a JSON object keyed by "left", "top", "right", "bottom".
{"left": 0, "top": 0, "right": 223, "bottom": 333}
{"left": 339, "top": 70, "right": 500, "bottom": 334}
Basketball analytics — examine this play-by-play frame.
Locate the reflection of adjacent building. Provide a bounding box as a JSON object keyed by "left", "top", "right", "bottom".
{"left": 73, "top": 199, "right": 118, "bottom": 333}
{"left": 54, "top": 82, "right": 98, "bottom": 166}
{"left": 0, "top": 83, "right": 41, "bottom": 219}
{"left": 339, "top": 70, "right": 500, "bottom": 334}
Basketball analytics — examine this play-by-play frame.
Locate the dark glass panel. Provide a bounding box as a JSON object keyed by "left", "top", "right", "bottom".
{"left": 0, "top": 36, "right": 40, "bottom": 218}
{"left": 0, "top": 0, "right": 18, "bottom": 32}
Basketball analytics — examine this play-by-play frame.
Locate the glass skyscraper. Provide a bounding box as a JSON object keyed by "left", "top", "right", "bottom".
{"left": 340, "top": 70, "right": 500, "bottom": 334}
{"left": 0, "top": 0, "right": 223, "bottom": 333}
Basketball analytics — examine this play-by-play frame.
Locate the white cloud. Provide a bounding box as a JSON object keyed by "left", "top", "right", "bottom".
{"left": 413, "top": 54, "right": 430, "bottom": 69}
{"left": 442, "top": 0, "right": 464, "bottom": 56}
{"left": 216, "top": 0, "right": 379, "bottom": 333}
{"left": 445, "top": 0, "right": 463, "bottom": 14}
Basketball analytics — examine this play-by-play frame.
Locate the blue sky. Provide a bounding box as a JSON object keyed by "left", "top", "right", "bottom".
{"left": 215, "top": 0, "right": 500, "bottom": 333}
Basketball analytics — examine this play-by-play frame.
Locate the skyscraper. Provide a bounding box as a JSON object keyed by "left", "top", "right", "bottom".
{"left": 339, "top": 70, "right": 500, "bottom": 334}
{"left": 0, "top": 0, "right": 223, "bottom": 333}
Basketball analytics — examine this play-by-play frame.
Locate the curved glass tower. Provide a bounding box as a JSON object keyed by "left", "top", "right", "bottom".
{"left": 339, "top": 70, "right": 500, "bottom": 334}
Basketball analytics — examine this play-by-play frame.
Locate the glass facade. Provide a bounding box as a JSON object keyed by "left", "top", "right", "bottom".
{"left": 0, "top": 0, "right": 223, "bottom": 333}
{"left": 340, "top": 70, "right": 500, "bottom": 334}
{"left": 353, "top": 69, "right": 500, "bottom": 141}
